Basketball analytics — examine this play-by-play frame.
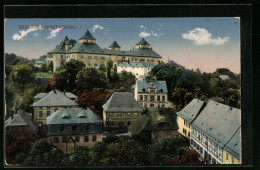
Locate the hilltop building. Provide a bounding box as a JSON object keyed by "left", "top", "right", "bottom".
{"left": 102, "top": 92, "right": 142, "bottom": 127}
{"left": 128, "top": 108, "right": 178, "bottom": 140}
{"left": 134, "top": 80, "right": 169, "bottom": 109}
{"left": 31, "top": 89, "right": 78, "bottom": 126}
{"left": 117, "top": 62, "right": 158, "bottom": 80}
{"left": 47, "top": 30, "right": 162, "bottom": 71}
{"left": 47, "top": 108, "right": 103, "bottom": 154}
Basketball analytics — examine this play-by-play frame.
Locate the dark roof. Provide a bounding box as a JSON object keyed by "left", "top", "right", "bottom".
{"left": 79, "top": 30, "right": 96, "bottom": 40}
{"left": 128, "top": 108, "right": 178, "bottom": 135}
{"left": 102, "top": 92, "right": 142, "bottom": 113}
{"left": 5, "top": 110, "right": 38, "bottom": 132}
{"left": 64, "top": 36, "right": 69, "bottom": 42}
{"left": 109, "top": 41, "right": 121, "bottom": 48}
{"left": 68, "top": 42, "right": 102, "bottom": 53}
{"left": 136, "top": 80, "right": 168, "bottom": 93}
{"left": 34, "top": 92, "right": 77, "bottom": 99}
{"left": 47, "top": 108, "right": 102, "bottom": 136}
{"left": 118, "top": 62, "right": 158, "bottom": 68}
{"left": 177, "top": 98, "right": 206, "bottom": 122}
{"left": 224, "top": 126, "right": 241, "bottom": 160}
{"left": 191, "top": 100, "right": 241, "bottom": 156}
{"left": 65, "top": 39, "right": 77, "bottom": 45}
{"left": 48, "top": 41, "right": 67, "bottom": 54}
{"left": 136, "top": 38, "right": 150, "bottom": 45}
{"left": 32, "top": 89, "right": 78, "bottom": 107}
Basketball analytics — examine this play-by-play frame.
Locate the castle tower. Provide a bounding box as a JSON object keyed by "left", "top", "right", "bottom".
{"left": 135, "top": 38, "right": 151, "bottom": 49}
{"left": 108, "top": 41, "right": 121, "bottom": 50}
{"left": 78, "top": 30, "right": 96, "bottom": 43}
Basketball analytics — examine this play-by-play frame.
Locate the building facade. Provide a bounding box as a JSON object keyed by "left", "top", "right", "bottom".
{"left": 176, "top": 99, "right": 206, "bottom": 138}
{"left": 47, "top": 108, "right": 103, "bottom": 154}
{"left": 189, "top": 100, "right": 241, "bottom": 164}
{"left": 102, "top": 92, "right": 143, "bottom": 127}
{"left": 32, "top": 89, "right": 78, "bottom": 125}
{"left": 117, "top": 62, "right": 158, "bottom": 80}
{"left": 47, "top": 30, "right": 162, "bottom": 72}
{"left": 134, "top": 80, "right": 169, "bottom": 109}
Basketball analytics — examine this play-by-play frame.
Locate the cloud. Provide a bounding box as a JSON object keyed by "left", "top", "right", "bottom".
{"left": 46, "top": 27, "right": 63, "bottom": 39}
{"left": 159, "top": 23, "right": 164, "bottom": 27}
{"left": 182, "top": 28, "right": 229, "bottom": 45}
{"left": 91, "top": 24, "right": 104, "bottom": 32}
{"left": 139, "top": 31, "right": 151, "bottom": 38}
{"left": 12, "top": 25, "right": 43, "bottom": 40}
{"left": 140, "top": 25, "right": 147, "bottom": 29}
{"left": 34, "top": 33, "right": 39, "bottom": 37}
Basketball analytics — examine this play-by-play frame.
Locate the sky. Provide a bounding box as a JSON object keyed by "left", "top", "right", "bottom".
{"left": 4, "top": 18, "right": 240, "bottom": 74}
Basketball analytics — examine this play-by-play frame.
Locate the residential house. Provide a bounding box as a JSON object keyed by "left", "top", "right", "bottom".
{"left": 5, "top": 109, "right": 39, "bottom": 139}
{"left": 176, "top": 98, "right": 206, "bottom": 138}
{"left": 47, "top": 108, "right": 103, "bottom": 154}
{"left": 31, "top": 89, "right": 78, "bottom": 126}
{"left": 190, "top": 100, "right": 241, "bottom": 164}
{"left": 47, "top": 30, "right": 162, "bottom": 72}
{"left": 102, "top": 92, "right": 143, "bottom": 127}
{"left": 134, "top": 80, "right": 169, "bottom": 109}
{"left": 128, "top": 108, "right": 178, "bottom": 140}
{"left": 117, "top": 62, "right": 158, "bottom": 80}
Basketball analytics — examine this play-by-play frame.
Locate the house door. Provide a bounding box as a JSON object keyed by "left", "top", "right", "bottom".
{"left": 66, "top": 137, "right": 75, "bottom": 154}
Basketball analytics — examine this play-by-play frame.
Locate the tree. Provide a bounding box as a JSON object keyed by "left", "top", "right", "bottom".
{"left": 88, "top": 142, "right": 107, "bottom": 165}
{"left": 40, "top": 63, "right": 48, "bottom": 72}
{"left": 10, "top": 62, "right": 35, "bottom": 91}
{"left": 167, "top": 150, "right": 202, "bottom": 165}
{"left": 48, "top": 61, "right": 54, "bottom": 73}
{"left": 106, "top": 60, "right": 113, "bottom": 80}
{"left": 68, "top": 146, "right": 91, "bottom": 165}
{"left": 43, "top": 148, "right": 65, "bottom": 165}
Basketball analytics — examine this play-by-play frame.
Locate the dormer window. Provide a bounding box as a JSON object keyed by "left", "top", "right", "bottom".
{"left": 71, "top": 124, "right": 77, "bottom": 131}
{"left": 150, "top": 88, "right": 155, "bottom": 93}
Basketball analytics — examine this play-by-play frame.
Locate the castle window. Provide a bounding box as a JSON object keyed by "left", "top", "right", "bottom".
{"left": 150, "top": 88, "right": 155, "bottom": 93}
{"left": 150, "top": 95, "right": 155, "bottom": 101}
{"left": 92, "top": 135, "right": 97, "bottom": 142}
{"left": 135, "top": 58, "right": 137, "bottom": 61}
{"left": 131, "top": 58, "right": 134, "bottom": 61}
{"left": 94, "top": 56, "right": 98, "bottom": 59}
{"left": 147, "top": 59, "right": 150, "bottom": 62}
{"left": 150, "top": 103, "right": 154, "bottom": 107}
{"left": 94, "top": 64, "right": 98, "bottom": 67}
{"left": 151, "top": 59, "right": 154, "bottom": 62}
{"left": 84, "top": 136, "right": 89, "bottom": 142}
{"left": 144, "top": 103, "right": 147, "bottom": 108}
{"left": 54, "top": 137, "right": 59, "bottom": 143}
{"left": 140, "top": 95, "right": 143, "bottom": 101}
{"left": 88, "top": 56, "right": 92, "bottom": 59}
{"left": 162, "top": 96, "right": 165, "bottom": 101}
{"left": 88, "top": 63, "right": 92, "bottom": 67}
{"left": 140, "top": 103, "right": 143, "bottom": 108}
{"left": 101, "top": 57, "right": 105, "bottom": 60}
{"left": 81, "top": 55, "right": 84, "bottom": 59}
{"left": 47, "top": 111, "right": 51, "bottom": 116}
{"left": 39, "top": 111, "right": 43, "bottom": 117}
{"left": 144, "top": 95, "right": 148, "bottom": 101}
{"left": 157, "top": 96, "right": 160, "bottom": 101}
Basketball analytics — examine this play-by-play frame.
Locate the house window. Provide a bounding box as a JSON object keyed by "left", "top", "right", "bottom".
{"left": 54, "top": 137, "right": 59, "bottom": 143}
{"left": 39, "top": 111, "right": 43, "bottom": 117}
{"left": 162, "top": 96, "right": 165, "bottom": 101}
{"left": 101, "top": 57, "right": 105, "bottom": 60}
{"left": 150, "top": 88, "right": 155, "bottom": 93}
{"left": 150, "top": 104, "right": 154, "bottom": 107}
{"left": 75, "top": 136, "right": 80, "bottom": 142}
{"left": 140, "top": 95, "right": 143, "bottom": 101}
{"left": 144, "top": 95, "right": 148, "bottom": 101}
{"left": 47, "top": 111, "right": 51, "bottom": 116}
{"left": 88, "top": 56, "right": 92, "bottom": 59}
{"left": 226, "top": 153, "right": 229, "bottom": 160}
{"left": 81, "top": 55, "right": 84, "bottom": 59}
{"left": 232, "top": 157, "right": 234, "bottom": 164}
{"left": 157, "top": 96, "right": 160, "bottom": 101}
{"left": 94, "top": 56, "right": 98, "bottom": 59}
{"left": 150, "top": 95, "right": 155, "bottom": 101}
{"left": 62, "top": 137, "right": 66, "bottom": 143}
{"left": 92, "top": 135, "right": 97, "bottom": 142}
{"left": 84, "top": 136, "right": 89, "bottom": 142}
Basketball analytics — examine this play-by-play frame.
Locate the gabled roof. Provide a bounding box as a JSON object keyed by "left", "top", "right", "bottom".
{"left": 224, "top": 126, "right": 241, "bottom": 160}
{"left": 32, "top": 89, "right": 78, "bottom": 107}
{"left": 34, "top": 91, "right": 77, "bottom": 99}
{"left": 47, "top": 41, "right": 67, "bottom": 54}
{"left": 109, "top": 41, "right": 121, "bottom": 48}
{"left": 79, "top": 30, "right": 96, "bottom": 40}
{"left": 128, "top": 108, "right": 178, "bottom": 135}
{"left": 177, "top": 98, "right": 206, "bottom": 123}
{"left": 136, "top": 38, "right": 150, "bottom": 45}
{"left": 136, "top": 80, "right": 168, "bottom": 93}
{"left": 47, "top": 108, "right": 101, "bottom": 125}
{"left": 64, "top": 36, "right": 69, "bottom": 42}
{"left": 102, "top": 92, "right": 142, "bottom": 113}
{"left": 118, "top": 62, "right": 158, "bottom": 68}
{"left": 191, "top": 100, "right": 241, "bottom": 148}
{"left": 5, "top": 110, "right": 38, "bottom": 132}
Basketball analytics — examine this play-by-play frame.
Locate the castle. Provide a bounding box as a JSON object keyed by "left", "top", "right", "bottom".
{"left": 47, "top": 30, "right": 163, "bottom": 71}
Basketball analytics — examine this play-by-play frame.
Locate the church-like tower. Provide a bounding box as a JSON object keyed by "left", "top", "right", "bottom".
{"left": 78, "top": 30, "right": 96, "bottom": 43}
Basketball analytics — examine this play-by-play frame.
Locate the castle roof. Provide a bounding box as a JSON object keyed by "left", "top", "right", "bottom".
{"left": 109, "top": 41, "right": 121, "bottom": 48}
{"left": 64, "top": 36, "right": 69, "bottom": 42}
{"left": 32, "top": 89, "right": 78, "bottom": 107}
{"left": 79, "top": 30, "right": 96, "bottom": 40}
{"left": 102, "top": 92, "right": 142, "bottom": 113}
{"left": 118, "top": 62, "right": 158, "bottom": 68}
{"left": 136, "top": 38, "right": 150, "bottom": 45}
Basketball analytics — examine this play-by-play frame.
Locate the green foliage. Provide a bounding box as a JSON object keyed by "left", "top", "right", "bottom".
{"left": 43, "top": 148, "right": 65, "bottom": 165}
{"left": 88, "top": 142, "right": 107, "bottom": 165}
{"left": 106, "top": 60, "right": 113, "bottom": 80}
{"left": 68, "top": 146, "right": 91, "bottom": 166}
{"left": 40, "top": 63, "right": 49, "bottom": 72}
